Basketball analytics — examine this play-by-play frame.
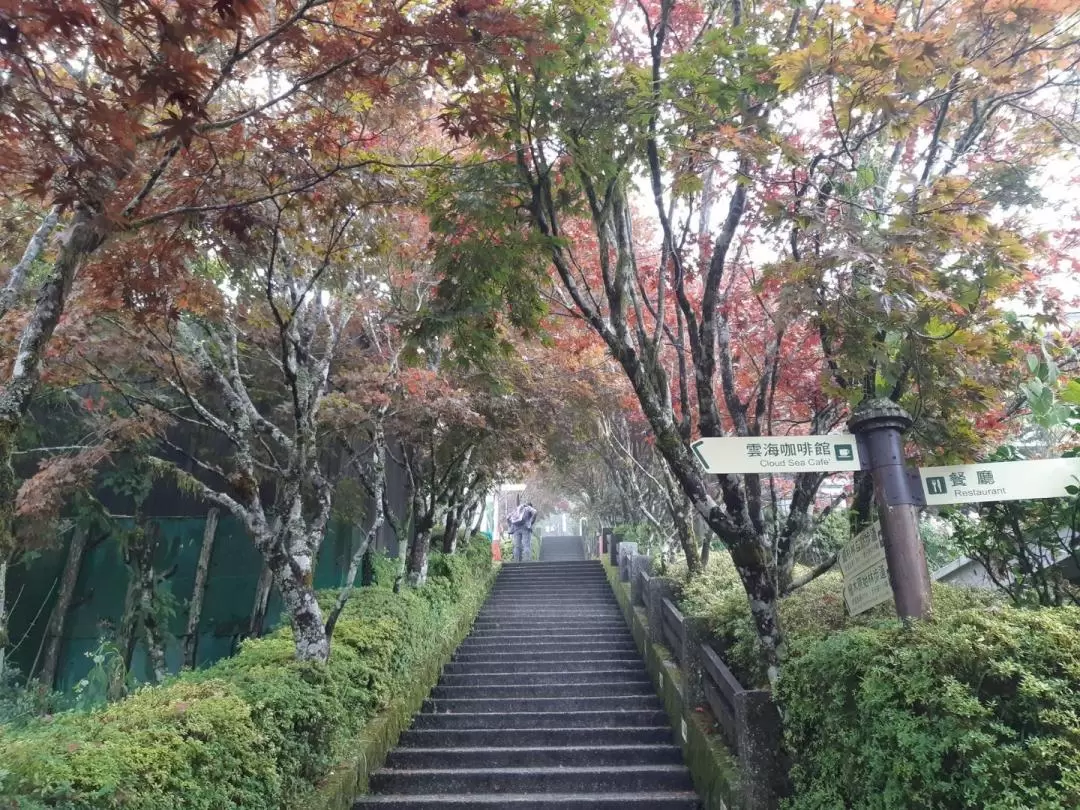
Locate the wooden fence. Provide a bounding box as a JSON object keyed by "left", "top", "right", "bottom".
{"left": 613, "top": 540, "right": 787, "bottom": 810}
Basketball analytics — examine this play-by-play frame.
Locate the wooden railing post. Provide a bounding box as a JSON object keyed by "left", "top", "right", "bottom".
{"left": 618, "top": 541, "right": 638, "bottom": 582}
{"left": 645, "top": 576, "right": 674, "bottom": 648}
{"left": 735, "top": 690, "right": 787, "bottom": 810}
{"left": 630, "top": 554, "right": 652, "bottom": 606}
{"left": 608, "top": 530, "right": 622, "bottom": 566}
{"left": 681, "top": 616, "right": 707, "bottom": 711}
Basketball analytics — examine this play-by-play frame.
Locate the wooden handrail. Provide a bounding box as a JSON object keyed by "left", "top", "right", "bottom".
{"left": 702, "top": 642, "right": 744, "bottom": 703}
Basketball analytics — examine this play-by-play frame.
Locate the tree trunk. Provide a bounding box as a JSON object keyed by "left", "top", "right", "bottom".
{"left": 123, "top": 516, "right": 167, "bottom": 684}
{"left": 407, "top": 527, "right": 431, "bottom": 586}
{"left": 139, "top": 559, "right": 168, "bottom": 684}
{"left": 0, "top": 430, "right": 16, "bottom": 680}
{"left": 118, "top": 580, "right": 139, "bottom": 671}
{"left": 183, "top": 508, "right": 219, "bottom": 669}
{"left": 0, "top": 553, "right": 8, "bottom": 682}
{"left": 407, "top": 480, "right": 433, "bottom": 585}
{"left": 0, "top": 206, "right": 107, "bottom": 451}
{"left": 325, "top": 506, "right": 383, "bottom": 641}
{"left": 469, "top": 498, "right": 486, "bottom": 535}
{"left": 361, "top": 545, "right": 377, "bottom": 586}
{"left": 442, "top": 506, "right": 461, "bottom": 554}
{"left": 266, "top": 547, "right": 329, "bottom": 663}
{"left": 40, "top": 526, "right": 88, "bottom": 687}
{"left": 666, "top": 474, "right": 702, "bottom": 575}
{"left": 0, "top": 206, "right": 107, "bottom": 680}
{"left": 0, "top": 207, "right": 60, "bottom": 323}
{"left": 249, "top": 563, "right": 274, "bottom": 638}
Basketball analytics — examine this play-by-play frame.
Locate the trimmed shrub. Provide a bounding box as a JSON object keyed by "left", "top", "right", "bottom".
{"left": 779, "top": 605, "right": 1080, "bottom": 809}
{"left": 0, "top": 679, "right": 276, "bottom": 809}
{"left": 675, "top": 556, "right": 998, "bottom": 688}
{"left": 0, "top": 550, "right": 494, "bottom": 809}
{"left": 670, "top": 551, "right": 1079, "bottom": 807}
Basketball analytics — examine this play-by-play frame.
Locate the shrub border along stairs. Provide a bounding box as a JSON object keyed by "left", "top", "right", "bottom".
{"left": 603, "top": 549, "right": 785, "bottom": 810}
{"left": 0, "top": 548, "right": 498, "bottom": 810}
{"left": 308, "top": 565, "right": 498, "bottom": 810}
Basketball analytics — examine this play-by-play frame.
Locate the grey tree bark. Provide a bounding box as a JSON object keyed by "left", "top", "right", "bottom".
{"left": 40, "top": 526, "right": 89, "bottom": 687}
{"left": 183, "top": 508, "right": 219, "bottom": 668}
{"left": 249, "top": 564, "right": 274, "bottom": 638}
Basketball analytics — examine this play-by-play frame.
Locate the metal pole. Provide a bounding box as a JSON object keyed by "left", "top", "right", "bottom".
{"left": 848, "top": 398, "right": 932, "bottom": 620}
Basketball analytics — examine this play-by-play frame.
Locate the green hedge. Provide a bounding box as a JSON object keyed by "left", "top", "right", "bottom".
{"left": 670, "top": 552, "right": 1080, "bottom": 808}
{"left": 779, "top": 605, "right": 1080, "bottom": 809}
{"left": 674, "top": 557, "right": 997, "bottom": 688}
{"left": 0, "top": 543, "right": 494, "bottom": 810}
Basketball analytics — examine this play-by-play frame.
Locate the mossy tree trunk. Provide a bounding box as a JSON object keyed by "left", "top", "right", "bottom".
{"left": 182, "top": 508, "right": 219, "bottom": 669}
{"left": 120, "top": 511, "right": 168, "bottom": 684}
{"left": 249, "top": 563, "right": 274, "bottom": 638}
{"left": 40, "top": 525, "right": 89, "bottom": 687}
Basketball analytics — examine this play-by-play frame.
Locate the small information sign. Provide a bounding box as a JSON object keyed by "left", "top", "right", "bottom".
{"left": 691, "top": 435, "right": 862, "bottom": 474}
{"left": 839, "top": 522, "right": 893, "bottom": 616}
{"left": 843, "top": 556, "right": 893, "bottom": 616}
{"left": 838, "top": 521, "right": 886, "bottom": 579}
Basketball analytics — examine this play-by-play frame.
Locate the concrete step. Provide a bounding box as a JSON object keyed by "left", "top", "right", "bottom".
{"left": 468, "top": 626, "right": 630, "bottom": 639}
{"left": 466, "top": 629, "right": 630, "bottom": 640}
{"left": 431, "top": 681, "right": 654, "bottom": 699}
{"left": 442, "top": 659, "right": 647, "bottom": 675}
{"left": 492, "top": 579, "right": 608, "bottom": 586}
{"left": 493, "top": 581, "right": 607, "bottom": 586}
{"left": 491, "top": 587, "right": 610, "bottom": 592}
{"left": 423, "top": 695, "right": 660, "bottom": 713}
{"left": 412, "top": 709, "right": 670, "bottom": 730}
{"left": 452, "top": 651, "right": 641, "bottom": 663}
{"left": 479, "top": 609, "right": 617, "bottom": 613}
{"left": 369, "top": 765, "right": 694, "bottom": 794}
{"left": 437, "top": 670, "right": 651, "bottom": 687}
{"left": 495, "top": 567, "right": 603, "bottom": 572}
{"left": 475, "top": 613, "right": 625, "bottom": 622}
{"left": 472, "top": 622, "right": 625, "bottom": 628}
{"left": 397, "top": 726, "right": 677, "bottom": 748}
{"left": 355, "top": 791, "right": 701, "bottom": 808}
{"left": 477, "top": 606, "right": 621, "bottom": 613}
{"left": 456, "top": 640, "right": 637, "bottom": 654}
{"left": 480, "top": 596, "right": 610, "bottom": 604}
{"left": 485, "top": 598, "right": 612, "bottom": 604}
{"left": 359, "top": 555, "right": 700, "bottom": 808}
{"left": 480, "top": 607, "right": 617, "bottom": 615}
{"left": 385, "top": 744, "right": 684, "bottom": 769}
{"left": 499, "top": 565, "right": 600, "bottom": 570}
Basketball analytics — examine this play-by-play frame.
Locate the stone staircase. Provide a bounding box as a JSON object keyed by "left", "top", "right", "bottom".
{"left": 356, "top": 539, "right": 700, "bottom": 809}
{"left": 538, "top": 534, "right": 586, "bottom": 561}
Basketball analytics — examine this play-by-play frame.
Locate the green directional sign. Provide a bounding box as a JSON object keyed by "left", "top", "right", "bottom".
{"left": 691, "top": 435, "right": 863, "bottom": 474}
{"left": 919, "top": 458, "right": 1080, "bottom": 506}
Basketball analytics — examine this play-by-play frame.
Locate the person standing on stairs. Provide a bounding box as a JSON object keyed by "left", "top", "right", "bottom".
{"left": 505, "top": 503, "right": 523, "bottom": 559}
{"left": 510, "top": 501, "right": 538, "bottom": 562}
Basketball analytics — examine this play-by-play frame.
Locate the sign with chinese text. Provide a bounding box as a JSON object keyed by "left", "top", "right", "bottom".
{"left": 919, "top": 458, "right": 1080, "bottom": 506}
{"left": 838, "top": 521, "right": 886, "bottom": 579}
{"left": 839, "top": 522, "right": 893, "bottom": 616}
{"left": 843, "top": 557, "right": 893, "bottom": 615}
{"left": 691, "top": 435, "right": 862, "bottom": 474}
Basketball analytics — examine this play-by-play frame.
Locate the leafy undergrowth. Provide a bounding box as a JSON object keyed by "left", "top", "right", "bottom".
{"left": 669, "top": 553, "right": 1080, "bottom": 808}
{"left": 0, "top": 541, "right": 493, "bottom": 810}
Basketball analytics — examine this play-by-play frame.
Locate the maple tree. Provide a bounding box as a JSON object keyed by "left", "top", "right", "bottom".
{"left": 431, "top": 0, "right": 1080, "bottom": 681}
{"left": 0, "top": 0, "right": 537, "bottom": 663}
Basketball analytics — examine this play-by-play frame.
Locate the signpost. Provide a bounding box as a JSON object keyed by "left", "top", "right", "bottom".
{"left": 689, "top": 411, "right": 1080, "bottom": 622}
{"left": 690, "top": 435, "right": 862, "bottom": 474}
{"left": 919, "top": 458, "right": 1080, "bottom": 506}
{"left": 839, "top": 522, "right": 894, "bottom": 616}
